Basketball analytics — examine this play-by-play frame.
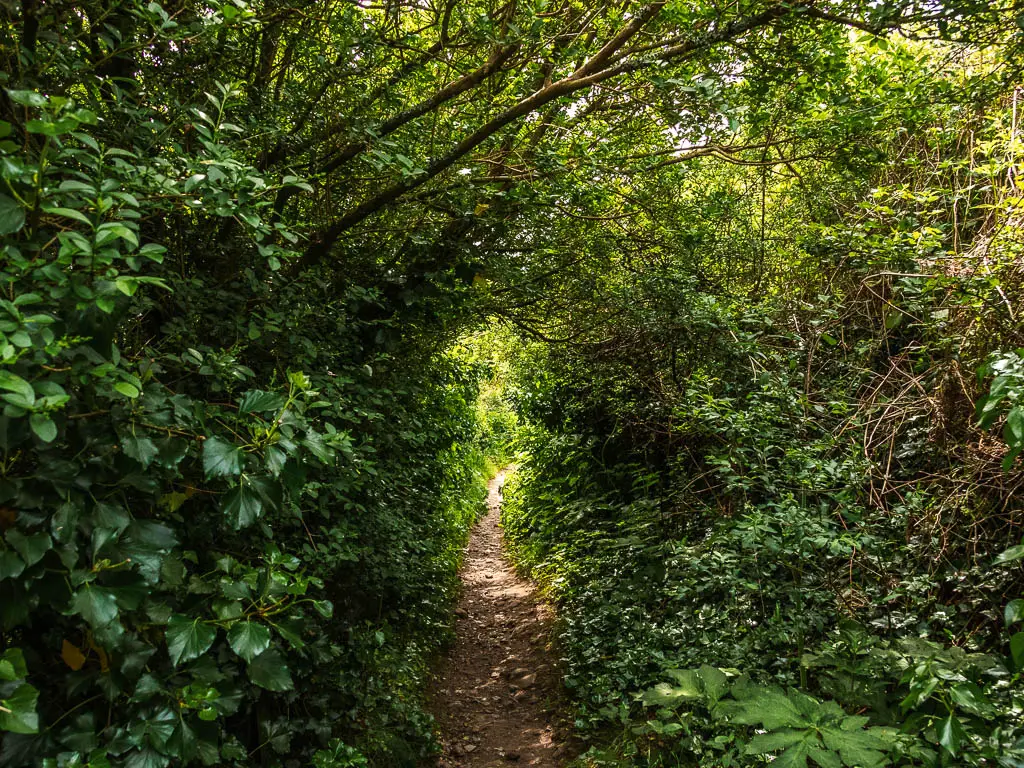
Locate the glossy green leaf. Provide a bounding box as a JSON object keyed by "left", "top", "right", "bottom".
{"left": 5, "top": 529, "right": 52, "bottom": 567}
{"left": 71, "top": 585, "right": 119, "bottom": 628}
{"left": 227, "top": 621, "right": 271, "bottom": 662}
{"left": 0, "top": 682, "right": 39, "bottom": 734}
{"left": 1011, "top": 631, "right": 1024, "bottom": 670}
{"left": 113, "top": 381, "right": 140, "bottom": 399}
{"left": 29, "top": 413, "right": 57, "bottom": 443}
{"left": 239, "top": 390, "right": 285, "bottom": 414}
{"left": 5, "top": 89, "right": 47, "bottom": 107}
{"left": 203, "top": 437, "right": 243, "bottom": 478}
{"left": 937, "top": 714, "right": 967, "bottom": 756}
{"left": 1006, "top": 599, "right": 1024, "bottom": 627}
{"left": 222, "top": 481, "right": 262, "bottom": 528}
{"left": 246, "top": 649, "right": 293, "bottom": 691}
{"left": 165, "top": 615, "right": 217, "bottom": 666}
{"left": 0, "top": 648, "right": 28, "bottom": 680}
{"left": 0, "top": 550, "right": 25, "bottom": 579}
{"left": 0, "top": 371, "right": 34, "bottom": 407}
{"left": 994, "top": 544, "right": 1024, "bottom": 565}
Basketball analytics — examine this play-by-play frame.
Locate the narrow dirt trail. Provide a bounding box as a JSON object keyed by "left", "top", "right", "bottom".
{"left": 429, "top": 469, "right": 572, "bottom": 768}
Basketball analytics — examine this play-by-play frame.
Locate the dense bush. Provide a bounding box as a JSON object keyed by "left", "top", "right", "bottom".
{"left": 0, "top": 5, "right": 494, "bottom": 766}
{"left": 500, "top": 26, "right": 1024, "bottom": 768}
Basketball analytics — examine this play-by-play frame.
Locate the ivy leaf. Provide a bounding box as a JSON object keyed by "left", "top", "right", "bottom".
{"left": 0, "top": 550, "right": 25, "bottom": 579}
{"left": 5, "top": 530, "right": 52, "bottom": 567}
{"left": 0, "top": 648, "right": 28, "bottom": 680}
{"left": 246, "top": 649, "right": 293, "bottom": 691}
{"left": 71, "top": 585, "right": 119, "bottom": 628}
{"left": 248, "top": 475, "right": 283, "bottom": 512}
{"left": 203, "top": 437, "right": 243, "bottom": 478}
{"left": 227, "top": 621, "right": 270, "bottom": 662}
{"left": 124, "top": 746, "right": 168, "bottom": 768}
{"left": 166, "top": 615, "right": 216, "bottom": 666}
{"left": 168, "top": 720, "right": 198, "bottom": 762}
{"left": 269, "top": 616, "right": 306, "bottom": 649}
{"left": 0, "top": 683, "right": 39, "bottom": 734}
{"left": 92, "top": 502, "right": 131, "bottom": 555}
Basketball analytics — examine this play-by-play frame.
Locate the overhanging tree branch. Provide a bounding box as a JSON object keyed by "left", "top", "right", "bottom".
{"left": 296, "top": 3, "right": 798, "bottom": 271}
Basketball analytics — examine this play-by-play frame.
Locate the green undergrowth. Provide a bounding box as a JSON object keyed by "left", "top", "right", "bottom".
{"left": 501, "top": 311, "right": 1024, "bottom": 767}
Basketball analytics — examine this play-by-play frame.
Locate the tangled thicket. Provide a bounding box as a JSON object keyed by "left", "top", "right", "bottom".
{"left": 1, "top": 2, "right": 1024, "bottom": 768}
{"left": 500, "top": 18, "right": 1024, "bottom": 768}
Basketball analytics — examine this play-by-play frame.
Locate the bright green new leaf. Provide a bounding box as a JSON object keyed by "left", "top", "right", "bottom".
{"left": 0, "top": 371, "right": 35, "bottom": 407}
{"left": 0, "top": 683, "right": 40, "bottom": 734}
{"left": 114, "top": 381, "right": 140, "bottom": 398}
{"left": 0, "top": 648, "right": 28, "bottom": 681}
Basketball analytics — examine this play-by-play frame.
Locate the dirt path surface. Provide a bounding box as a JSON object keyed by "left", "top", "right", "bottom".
{"left": 429, "top": 469, "right": 572, "bottom": 768}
